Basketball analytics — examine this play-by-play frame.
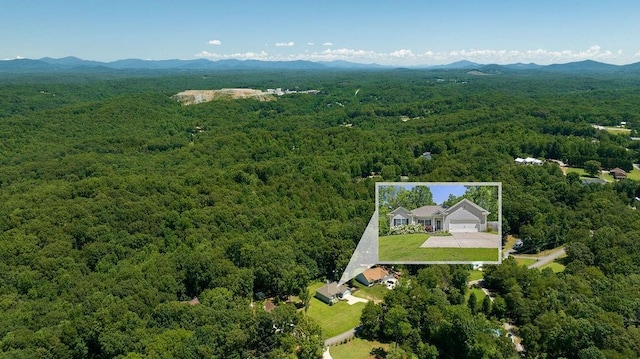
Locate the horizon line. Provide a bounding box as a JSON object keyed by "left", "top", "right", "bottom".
{"left": 3, "top": 55, "right": 640, "bottom": 68}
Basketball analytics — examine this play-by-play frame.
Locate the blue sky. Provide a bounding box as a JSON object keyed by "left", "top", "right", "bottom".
{"left": 429, "top": 185, "right": 468, "bottom": 205}
{"left": 2, "top": 0, "right": 639, "bottom": 65}
{"left": 390, "top": 184, "right": 468, "bottom": 205}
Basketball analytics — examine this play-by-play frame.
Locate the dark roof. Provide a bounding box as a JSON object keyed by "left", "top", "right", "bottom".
{"left": 391, "top": 199, "right": 488, "bottom": 218}
{"left": 410, "top": 205, "right": 444, "bottom": 216}
{"left": 316, "top": 282, "right": 348, "bottom": 298}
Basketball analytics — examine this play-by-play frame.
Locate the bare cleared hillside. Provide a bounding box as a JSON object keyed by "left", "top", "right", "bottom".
{"left": 173, "top": 88, "right": 274, "bottom": 105}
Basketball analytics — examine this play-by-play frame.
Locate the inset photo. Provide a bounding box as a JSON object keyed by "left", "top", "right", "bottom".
{"left": 377, "top": 182, "right": 501, "bottom": 264}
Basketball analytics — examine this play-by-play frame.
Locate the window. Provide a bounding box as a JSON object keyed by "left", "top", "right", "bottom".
{"left": 393, "top": 218, "right": 408, "bottom": 226}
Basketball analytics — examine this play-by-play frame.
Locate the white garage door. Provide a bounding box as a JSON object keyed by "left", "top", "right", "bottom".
{"left": 449, "top": 223, "right": 478, "bottom": 232}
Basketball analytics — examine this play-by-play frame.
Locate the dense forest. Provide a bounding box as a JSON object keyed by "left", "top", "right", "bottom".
{"left": 2, "top": 68, "right": 640, "bottom": 358}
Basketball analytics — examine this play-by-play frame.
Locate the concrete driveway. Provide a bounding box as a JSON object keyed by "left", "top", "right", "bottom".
{"left": 342, "top": 294, "right": 368, "bottom": 305}
{"left": 421, "top": 232, "right": 500, "bottom": 248}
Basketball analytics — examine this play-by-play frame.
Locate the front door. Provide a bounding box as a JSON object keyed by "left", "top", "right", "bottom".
{"left": 435, "top": 220, "right": 442, "bottom": 231}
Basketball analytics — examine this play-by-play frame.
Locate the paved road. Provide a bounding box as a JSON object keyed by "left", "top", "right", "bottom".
{"left": 525, "top": 247, "right": 566, "bottom": 268}
{"left": 324, "top": 328, "right": 356, "bottom": 346}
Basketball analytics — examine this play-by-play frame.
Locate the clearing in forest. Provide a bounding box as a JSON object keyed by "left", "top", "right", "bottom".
{"left": 173, "top": 88, "right": 274, "bottom": 105}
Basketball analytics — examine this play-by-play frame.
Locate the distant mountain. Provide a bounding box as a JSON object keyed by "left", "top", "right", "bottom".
{"left": 1, "top": 56, "right": 640, "bottom": 74}
{"left": 319, "top": 60, "right": 389, "bottom": 69}
{"left": 542, "top": 60, "right": 621, "bottom": 73}
{"left": 40, "top": 56, "right": 104, "bottom": 68}
{"left": 428, "top": 60, "right": 480, "bottom": 69}
{"left": 0, "top": 59, "right": 55, "bottom": 73}
{"left": 502, "top": 62, "right": 543, "bottom": 70}
{"left": 622, "top": 62, "right": 640, "bottom": 71}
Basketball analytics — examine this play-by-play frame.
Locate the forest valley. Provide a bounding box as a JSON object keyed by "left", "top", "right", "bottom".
{"left": 1, "top": 68, "right": 640, "bottom": 358}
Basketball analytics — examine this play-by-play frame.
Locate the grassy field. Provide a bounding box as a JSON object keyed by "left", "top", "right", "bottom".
{"left": 565, "top": 166, "right": 617, "bottom": 182}
{"left": 504, "top": 235, "right": 517, "bottom": 250}
{"left": 468, "top": 270, "right": 484, "bottom": 282}
{"left": 603, "top": 126, "right": 631, "bottom": 135}
{"left": 306, "top": 283, "right": 366, "bottom": 338}
{"left": 378, "top": 233, "right": 428, "bottom": 258}
{"left": 379, "top": 234, "right": 499, "bottom": 262}
{"left": 566, "top": 167, "right": 588, "bottom": 176}
{"left": 540, "top": 262, "right": 566, "bottom": 273}
{"left": 515, "top": 257, "right": 538, "bottom": 267}
{"left": 352, "top": 282, "right": 389, "bottom": 303}
{"left": 466, "top": 287, "right": 487, "bottom": 302}
{"left": 626, "top": 170, "right": 640, "bottom": 180}
{"left": 602, "top": 172, "right": 615, "bottom": 182}
{"left": 329, "top": 338, "right": 390, "bottom": 359}
{"left": 515, "top": 246, "right": 565, "bottom": 258}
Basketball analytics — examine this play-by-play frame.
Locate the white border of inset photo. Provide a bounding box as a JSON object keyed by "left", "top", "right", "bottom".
{"left": 376, "top": 182, "right": 502, "bottom": 264}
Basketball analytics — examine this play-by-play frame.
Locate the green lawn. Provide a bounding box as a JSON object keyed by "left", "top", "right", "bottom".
{"left": 515, "top": 257, "right": 538, "bottom": 267}
{"left": 306, "top": 283, "right": 366, "bottom": 338}
{"left": 626, "top": 170, "right": 640, "bottom": 180}
{"left": 566, "top": 167, "right": 588, "bottom": 176}
{"left": 468, "top": 270, "right": 484, "bottom": 282}
{"left": 352, "top": 282, "right": 389, "bottom": 302}
{"left": 603, "top": 126, "right": 631, "bottom": 135}
{"left": 330, "top": 338, "right": 390, "bottom": 359}
{"left": 378, "top": 233, "right": 499, "bottom": 262}
{"left": 541, "top": 262, "right": 566, "bottom": 273}
{"left": 466, "top": 287, "right": 487, "bottom": 302}
{"left": 566, "top": 167, "right": 604, "bottom": 179}
{"left": 566, "top": 166, "right": 616, "bottom": 182}
{"left": 378, "top": 233, "right": 428, "bottom": 258}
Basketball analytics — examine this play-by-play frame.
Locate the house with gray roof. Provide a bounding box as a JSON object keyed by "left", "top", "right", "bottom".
{"left": 388, "top": 198, "right": 490, "bottom": 232}
{"left": 315, "top": 282, "right": 351, "bottom": 305}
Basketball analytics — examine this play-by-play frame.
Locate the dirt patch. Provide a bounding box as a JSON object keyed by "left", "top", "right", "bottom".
{"left": 173, "top": 88, "right": 274, "bottom": 105}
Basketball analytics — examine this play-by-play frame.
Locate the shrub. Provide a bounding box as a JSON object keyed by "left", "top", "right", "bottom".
{"left": 388, "top": 224, "right": 426, "bottom": 235}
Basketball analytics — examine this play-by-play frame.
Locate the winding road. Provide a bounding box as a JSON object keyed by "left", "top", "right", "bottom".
{"left": 526, "top": 247, "right": 566, "bottom": 268}
{"left": 324, "top": 327, "right": 357, "bottom": 346}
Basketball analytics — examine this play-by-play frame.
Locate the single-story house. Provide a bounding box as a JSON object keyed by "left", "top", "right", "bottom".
{"left": 515, "top": 157, "right": 543, "bottom": 165}
{"left": 356, "top": 267, "right": 391, "bottom": 287}
{"left": 388, "top": 198, "right": 490, "bottom": 232}
{"left": 315, "top": 282, "right": 350, "bottom": 305}
{"left": 610, "top": 167, "right": 627, "bottom": 180}
{"left": 422, "top": 152, "right": 432, "bottom": 160}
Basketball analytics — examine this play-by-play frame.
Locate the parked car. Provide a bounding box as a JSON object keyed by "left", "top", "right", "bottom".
{"left": 514, "top": 239, "right": 523, "bottom": 250}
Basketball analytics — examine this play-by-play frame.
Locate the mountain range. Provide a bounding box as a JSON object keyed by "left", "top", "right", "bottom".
{"left": 1, "top": 56, "right": 640, "bottom": 74}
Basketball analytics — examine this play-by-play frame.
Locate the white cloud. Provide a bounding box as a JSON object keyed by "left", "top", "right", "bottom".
{"left": 207, "top": 40, "right": 222, "bottom": 46}
{"left": 307, "top": 42, "right": 315, "bottom": 46}
{"left": 196, "top": 50, "right": 269, "bottom": 60}
{"left": 195, "top": 45, "right": 631, "bottom": 65}
{"left": 634, "top": 50, "right": 640, "bottom": 58}
{"left": 275, "top": 41, "right": 295, "bottom": 47}
{"left": 322, "top": 42, "right": 333, "bottom": 46}
{"left": 3, "top": 55, "right": 24, "bottom": 60}
{"left": 389, "top": 49, "right": 416, "bottom": 58}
